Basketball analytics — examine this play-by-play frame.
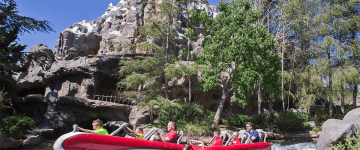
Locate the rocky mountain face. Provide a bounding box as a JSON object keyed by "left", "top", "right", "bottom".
{"left": 13, "top": 0, "right": 269, "bottom": 136}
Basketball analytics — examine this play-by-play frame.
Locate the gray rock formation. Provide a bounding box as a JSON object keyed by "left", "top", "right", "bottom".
{"left": 14, "top": 44, "right": 55, "bottom": 89}
{"left": 129, "top": 106, "right": 152, "bottom": 126}
{"left": 24, "top": 135, "right": 41, "bottom": 146}
{"left": 13, "top": 0, "right": 269, "bottom": 136}
{"left": 15, "top": 0, "right": 218, "bottom": 101}
{"left": 14, "top": 95, "right": 132, "bottom": 137}
{"left": 0, "top": 134, "right": 21, "bottom": 149}
{"left": 30, "top": 129, "right": 54, "bottom": 139}
{"left": 316, "top": 108, "right": 360, "bottom": 150}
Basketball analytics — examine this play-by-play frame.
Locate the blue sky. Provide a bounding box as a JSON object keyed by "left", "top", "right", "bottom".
{"left": 15, "top": 0, "right": 220, "bottom": 52}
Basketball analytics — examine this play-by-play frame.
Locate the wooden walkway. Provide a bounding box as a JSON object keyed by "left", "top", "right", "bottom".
{"left": 92, "top": 94, "right": 136, "bottom": 105}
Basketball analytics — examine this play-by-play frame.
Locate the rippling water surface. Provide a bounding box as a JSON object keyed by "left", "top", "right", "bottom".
{"left": 271, "top": 141, "right": 317, "bottom": 150}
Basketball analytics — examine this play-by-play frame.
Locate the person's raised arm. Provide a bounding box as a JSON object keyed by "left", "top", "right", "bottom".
{"left": 77, "top": 126, "right": 95, "bottom": 133}
{"left": 125, "top": 126, "right": 140, "bottom": 137}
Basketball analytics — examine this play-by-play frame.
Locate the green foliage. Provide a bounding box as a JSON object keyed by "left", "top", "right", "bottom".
{"left": 229, "top": 114, "right": 249, "bottom": 128}
{"left": 122, "top": 91, "right": 138, "bottom": 99}
{"left": 274, "top": 110, "right": 309, "bottom": 132}
{"left": 312, "top": 125, "right": 322, "bottom": 133}
{"left": 333, "top": 130, "right": 360, "bottom": 150}
{"left": 185, "top": 27, "right": 197, "bottom": 42}
{"left": 196, "top": 0, "right": 280, "bottom": 107}
{"left": 177, "top": 123, "right": 213, "bottom": 134}
{"left": 165, "top": 62, "right": 197, "bottom": 83}
{"left": 0, "top": 90, "right": 10, "bottom": 121}
{"left": 251, "top": 112, "right": 275, "bottom": 129}
{"left": 118, "top": 5, "right": 178, "bottom": 100}
{"left": 0, "top": 115, "right": 36, "bottom": 139}
{"left": 154, "top": 97, "right": 214, "bottom": 132}
{"left": 311, "top": 105, "right": 357, "bottom": 125}
{"left": 303, "top": 122, "right": 311, "bottom": 129}
{"left": 109, "top": 41, "right": 122, "bottom": 52}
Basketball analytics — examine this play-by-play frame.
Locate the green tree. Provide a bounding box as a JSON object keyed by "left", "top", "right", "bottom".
{"left": 196, "top": 0, "right": 281, "bottom": 127}
{"left": 0, "top": 0, "right": 53, "bottom": 95}
{"left": 310, "top": 0, "right": 360, "bottom": 114}
{"left": 174, "top": 8, "right": 199, "bottom": 103}
{"left": 118, "top": 0, "right": 179, "bottom": 101}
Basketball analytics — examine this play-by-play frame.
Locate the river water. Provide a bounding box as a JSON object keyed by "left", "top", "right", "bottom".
{"left": 271, "top": 141, "right": 317, "bottom": 150}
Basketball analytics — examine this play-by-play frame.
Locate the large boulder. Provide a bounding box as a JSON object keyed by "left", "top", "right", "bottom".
{"left": 129, "top": 106, "right": 152, "bottom": 126}
{"left": 14, "top": 44, "right": 55, "bottom": 89}
{"left": 24, "top": 135, "right": 41, "bottom": 146}
{"left": 30, "top": 129, "right": 54, "bottom": 139}
{"left": 316, "top": 108, "right": 360, "bottom": 150}
{"left": 0, "top": 134, "right": 21, "bottom": 149}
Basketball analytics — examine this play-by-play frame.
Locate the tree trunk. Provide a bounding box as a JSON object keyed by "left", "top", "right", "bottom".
{"left": 287, "top": 78, "right": 291, "bottom": 110}
{"left": 269, "top": 98, "right": 273, "bottom": 114}
{"left": 212, "top": 88, "right": 227, "bottom": 128}
{"left": 341, "top": 91, "right": 345, "bottom": 116}
{"left": 329, "top": 98, "right": 333, "bottom": 115}
{"left": 353, "top": 84, "right": 357, "bottom": 107}
{"left": 328, "top": 52, "right": 333, "bottom": 115}
{"left": 189, "top": 78, "right": 191, "bottom": 103}
{"left": 187, "top": 36, "right": 191, "bottom": 104}
{"left": 164, "top": 17, "right": 170, "bottom": 100}
{"left": 258, "top": 78, "right": 262, "bottom": 115}
{"left": 281, "top": 39, "right": 284, "bottom": 111}
{"left": 281, "top": 11, "right": 285, "bottom": 111}
{"left": 269, "top": 92, "right": 273, "bottom": 114}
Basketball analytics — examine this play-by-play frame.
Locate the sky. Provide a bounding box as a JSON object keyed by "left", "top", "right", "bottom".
{"left": 15, "top": 0, "right": 220, "bottom": 52}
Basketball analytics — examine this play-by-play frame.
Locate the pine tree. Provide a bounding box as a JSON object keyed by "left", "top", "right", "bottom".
{"left": 311, "top": 0, "right": 360, "bottom": 114}
{"left": 0, "top": 0, "right": 53, "bottom": 95}
{"left": 118, "top": 0, "right": 180, "bottom": 102}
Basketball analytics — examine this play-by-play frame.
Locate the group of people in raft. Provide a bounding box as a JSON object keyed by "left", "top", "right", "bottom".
{"left": 74, "top": 119, "right": 261, "bottom": 146}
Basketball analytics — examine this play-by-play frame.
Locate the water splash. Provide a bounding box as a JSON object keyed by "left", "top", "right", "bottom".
{"left": 271, "top": 142, "right": 316, "bottom": 150}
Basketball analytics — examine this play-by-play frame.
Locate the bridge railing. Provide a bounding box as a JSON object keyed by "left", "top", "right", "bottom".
{"left": 92, "top": 94, "right": 136, "bottom": 105}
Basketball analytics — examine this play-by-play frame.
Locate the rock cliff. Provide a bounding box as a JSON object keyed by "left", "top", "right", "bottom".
{"left": 13, "top": 0, "right": 271, "bottom": 135}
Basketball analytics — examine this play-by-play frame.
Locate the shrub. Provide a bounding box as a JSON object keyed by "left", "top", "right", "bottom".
{"left": 0, "top": 115, "right": 36, "bottom": 139}
{"left": 251, "top": 112, "right": 275, "bottom": 128}
{"left": 312, "top": 125, "right": 322, "bottom": 133}
{"left": 156, "top": 99, "right": 214, "bottom": 132}
{"left": 229, "top": 114, "right": 249, "bottom": 128}
{"left": 177, "top": 123, "right": 213, "bottom": 134}
{"left": 274, "top": 110, "right": 308, "bottom": 132}
{"left": 333, "top": 130, "right": 360, "bottom": 150}
{"left": 303, "top": 122, "right": 311, "bottom": 129}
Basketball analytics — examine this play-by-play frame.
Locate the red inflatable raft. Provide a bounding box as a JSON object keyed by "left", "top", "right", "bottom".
{"left": 54, "top": 133, "right": 270, "bottom": 150}
{"left": 53, "top": 122, "right": 271, "bottom": 150}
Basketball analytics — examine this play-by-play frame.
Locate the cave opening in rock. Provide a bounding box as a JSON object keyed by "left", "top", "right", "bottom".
{"left": 17, "top": 86, "right": 46, "bottom": 97}
{"left": 93, "top": 72, "right": 119, "bottom": 97}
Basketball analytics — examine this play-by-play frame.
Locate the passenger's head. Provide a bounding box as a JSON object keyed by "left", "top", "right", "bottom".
{"left": 233, "top": 132, "right": 239, "bottom": 138}
{"left": 136, "top": 127, "right": 143, "bottom": 134}
{"left": 246, "top": 122, "right": 253, "bottom": 131}
{"left": 92, "top": 119, "right": 104, "bottom": 129}
{"left": 214, "top": 129, "right": 220, "bottom": 137}
{"left": 167, "top": 121, "right": 176, "bottom": 131}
